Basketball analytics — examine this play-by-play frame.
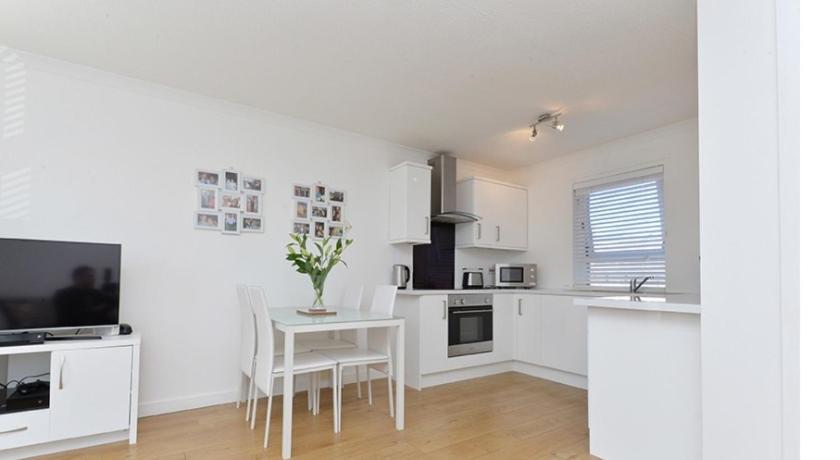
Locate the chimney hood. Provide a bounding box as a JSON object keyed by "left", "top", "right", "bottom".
{"left": 428, "top": 154, "right": 481, "bottom": 224}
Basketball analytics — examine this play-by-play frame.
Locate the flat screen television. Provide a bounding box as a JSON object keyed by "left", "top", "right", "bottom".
{"left": 0, "top": 238, "right": 121, "bottom": 332}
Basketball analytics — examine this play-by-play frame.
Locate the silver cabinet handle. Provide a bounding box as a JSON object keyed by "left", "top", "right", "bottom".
{"left": 518, "top": 298, "right": 523, "bottom": 316}
{"left": 425, "top": 216, "right": 430, "bottom": 235}
{"left": 496, "top": 225, "right": 500, "bottom": 242}
{"left": 0, "top": 426, "right": 28, "bottom": 435}
{"left": 452, "top": 309, "right": 493, "bottom": 314}
{"left": 59, "top": 355, "right": 65, "bottom": 390}
{"left": 442, "top": 300, "right": 447, "bottom": 320}
{"left": 477, "top": 223, "right": 482, "bottom": 240}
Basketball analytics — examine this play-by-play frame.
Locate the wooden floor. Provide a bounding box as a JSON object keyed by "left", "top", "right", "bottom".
{"left": 36, "top": 372, "right": 594, "bottom": 459}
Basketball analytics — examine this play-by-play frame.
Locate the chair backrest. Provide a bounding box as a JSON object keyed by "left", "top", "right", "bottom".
{"left": 237, "top": 284, "right": 256, "bottom": 376}
{"left": 368, "top": 285, "right": 397, "bottom": 354}
{"left": 341, "top": 285, "right": 364, "bottom": 311}
{"left": 247, "top": 285, "right": 275, "bottom": 391}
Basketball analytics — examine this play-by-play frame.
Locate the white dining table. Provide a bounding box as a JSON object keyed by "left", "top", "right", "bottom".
{"left": 269, "top": 307, "right": 406, "bottom": 459}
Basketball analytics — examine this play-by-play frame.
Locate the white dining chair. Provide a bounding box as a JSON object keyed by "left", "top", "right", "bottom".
{"left": 322, "top": 285, "right": 398, "bottom": 432}
{"left": 247, "top": 285, "right": 339, "bottom": 447}
{"left": 296, "top": 285, "right": 366, "bottom": 405}
{"left": 237, "top": 285, "right": 312, "bottom": 423}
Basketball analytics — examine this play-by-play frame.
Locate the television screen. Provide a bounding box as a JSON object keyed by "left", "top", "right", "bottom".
{"left": 0, "top": 238, "right": 121, "bottom": 332}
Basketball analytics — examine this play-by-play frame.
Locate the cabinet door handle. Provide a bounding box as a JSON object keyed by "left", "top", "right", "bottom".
{"left": 442, "top": 300, "right": 448, "bottom": 320}
{"left": 477, "top": 223, "right": 482, "bottom": 240}
{"left": 496, "top": 225, "right": 500, "bottom": 242}
{"left": 425, "top": 217, "right": 430, "bottom": 235}
{"left": 518, "top": 298, "right": 523, "bottom": 316}
{"left": 59, "top": 355, "right": 66, "bottom": 390}
{"left": 0, "top": 426, "right": 27, "bottom": 435}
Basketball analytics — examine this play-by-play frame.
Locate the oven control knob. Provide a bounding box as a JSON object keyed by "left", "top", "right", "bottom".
{"left": 484, "top": 298, "right": 491, "bottom": 304}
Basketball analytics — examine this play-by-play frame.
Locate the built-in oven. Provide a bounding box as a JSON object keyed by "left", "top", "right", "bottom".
{"left": 494, "top": 263, "right": 538, "bottom": 288}
{"left": 448, "top": 293, "right": 493, "bottom": 357}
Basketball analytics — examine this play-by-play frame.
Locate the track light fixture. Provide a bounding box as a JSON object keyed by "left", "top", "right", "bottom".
{"left": 528, "top": 111, "right": 565, "bottom": 141}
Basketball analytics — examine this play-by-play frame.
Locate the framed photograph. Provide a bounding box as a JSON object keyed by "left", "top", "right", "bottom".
{"left": 313, "top": 220, "right": 326, "bottom": 239}
{"left": 311, "top": 203, "right": 328, "bottom": 220}
{"left": 313, "top": 184, "right": 328, "bottom": 203}
{"left": 328, "top": 188, "right": 346, "bottom": 204}
{"left": 330, "top": 204, "right": 344, "bottom": 223}
{"left": 197, "top": 188, "right": 219, "bottom": 211}
{"left": 292, "top": 220, "right": 311, "bottom": 236}
{"left": 194, "top": 211, "right": 221, "bottom": 230}
{"left": 242, "top": 175, "right": 264, "bottom": 193}
{"left": 242, "top": 216, "right": 264, "bottom": 233}
{"left": 223, "top": 170, "right": 240, "bottom": 192}
{"left": 195, "top": 169, "right": 221, "bottom": 188}
{"left": 244, "top": 193, "right": 261, "bottom": 215}
{"left": 328, "top": 224, "right": 345, "bottom": 238}
{"left": 294, "top": 199, "right": 310, "bottom": 219}
{"left": 293, "top": 184, "right": 311, "bottom": 199}
{"left": 222, "top": 211, "right": 241, "bottom": 234}
{"left": 220, "top": 192, "right": 242, "bottom": 210}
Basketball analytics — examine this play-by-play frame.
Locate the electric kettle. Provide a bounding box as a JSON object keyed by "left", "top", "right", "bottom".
{"left": 392, "top": 264, "right": 411, "bottom": 289}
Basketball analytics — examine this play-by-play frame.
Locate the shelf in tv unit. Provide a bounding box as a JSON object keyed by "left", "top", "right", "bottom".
{"left": 0, "top": 386, "right": 50, "bottom": 416}
{"left": 0, "top": 334, "right": 140, "bottom": 356}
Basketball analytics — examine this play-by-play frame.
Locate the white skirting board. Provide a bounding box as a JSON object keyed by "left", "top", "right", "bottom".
{"left": 1, "top": 431, "right": 127, "bottom": 460}
{"left": 417, "top": 361, "right": 587, "bottom": 391}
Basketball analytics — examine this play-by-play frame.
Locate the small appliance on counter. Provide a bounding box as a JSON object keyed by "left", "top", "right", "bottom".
{"left": 461, "top": 268, "right": 484, "bottom": 289}
{"left": 494, "top": 263, "right": 538, "bottom": 288}
{"left": 392, "top": 264, "right": 411, "bottom": 289}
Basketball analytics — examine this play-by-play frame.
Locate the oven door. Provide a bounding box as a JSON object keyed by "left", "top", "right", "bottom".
{"left": 448, "top": 305, "right": 493, "bottom": 357}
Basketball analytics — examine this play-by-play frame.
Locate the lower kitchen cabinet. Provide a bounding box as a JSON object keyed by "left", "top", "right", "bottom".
{"left": 540, "top": 295, "right": 588, "bottom": 375}
{"left": 418, "top": 295, "right": 449, "bottom": 375}
{"left": 513, "top": 295, "right": 542, "bottom": 365}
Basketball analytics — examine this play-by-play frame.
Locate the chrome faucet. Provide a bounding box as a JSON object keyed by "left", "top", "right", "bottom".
{"left": 630, "top": 276, "right": 652, "bottom": 293}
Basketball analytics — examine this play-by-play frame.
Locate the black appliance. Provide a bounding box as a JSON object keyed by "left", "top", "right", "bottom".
{"left": 412, "top": 223, "right": 455, "bottom": 289}
{"left": 448, "top": 293, "right": 493, "bottom": 357}
{"left": 0, "top": 238, "right": 121, "bottom": 333}
{"left": 0, "top": 380, "right": 50, "bottom": 415}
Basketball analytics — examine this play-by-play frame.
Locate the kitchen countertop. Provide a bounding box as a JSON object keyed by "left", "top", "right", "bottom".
{"left": 396, "top": 288, "right": 666, "bottom": 297}
{"left": 573, "top": 293, "right": 701, "bottom": 314}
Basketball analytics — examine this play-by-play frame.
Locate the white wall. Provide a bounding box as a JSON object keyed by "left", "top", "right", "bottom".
{"left": 698, "top": 0, "right": 798, "bottom": 458}
{"left": 0, "top": 51, "right": 430, "bottom": 415}
{"left": 511, "top": 119, "right": 700, "bottom": 293}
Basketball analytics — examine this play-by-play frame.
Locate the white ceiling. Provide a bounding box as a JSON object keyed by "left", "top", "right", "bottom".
{"left": 0, "top": 0, "right": 697, "bottom": 168}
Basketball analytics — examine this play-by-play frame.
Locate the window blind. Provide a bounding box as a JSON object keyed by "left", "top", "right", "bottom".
{"left": 573, "top": 168, "right": 666, "bottom": 289}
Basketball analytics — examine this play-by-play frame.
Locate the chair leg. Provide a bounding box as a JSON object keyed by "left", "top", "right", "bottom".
{"left": 315, "top": 372, "right": 321, "bottom": 415}
{"left": 387, "top": 368, "right": 395, "bottom": 418}
{"left": 250, "top": 387, "right": 259, "bottom": 430}
{"left": 263, "top": 383, "right": 274, "bottom": 449}
{"left": 245, "top": 373, "right": 254, "bottom": 422}
{"left": 307, "top": 375, "right": 313, "bottom": 412}
{"left": 332, "top": 367, "right": 339, "bottom": 433}
{"left": 237, "top": 373, "right": 244, "bottom": 408}
{"left": 337, "top": 365, "right": 343, "bottom": 432}
{"left": 355, "top": 366, "right": 362, "bottom": 399}
{"left": 367, "top": 366, "right": 373, "bottom": 406}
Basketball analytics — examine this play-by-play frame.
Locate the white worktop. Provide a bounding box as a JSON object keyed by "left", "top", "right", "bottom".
{"left": 396, "top": 288, "right": 630, "bottom": 297}
{"left": 573, "top": 293, "right": 701, "bottom": 314}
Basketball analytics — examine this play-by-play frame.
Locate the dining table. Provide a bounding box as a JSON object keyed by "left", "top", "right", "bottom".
{"left": 269, "top": 307, "right": 406, "bottom": 459}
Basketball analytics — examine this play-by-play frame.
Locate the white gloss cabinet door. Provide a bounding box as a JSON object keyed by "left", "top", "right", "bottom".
{"left": 492, "top": 294, "right": 515, "bottom": 362}
{"left": 388, "top": 162, "right": 432, "bottom": 245}
{"left": 455, "top": 178, "right": 528, "bottom": 250}
{"left": 514, "top": 295, "right": 542, "bottom": 365}
{"left": 540, "top": 296, "right": 588, "bottom": 375}
{"left": 418, "top": 295, "right": 449, "bottom": 374}
{"left": 499, "top": 186, "right": 528, "bottom": 249}
{"left": 50, "top": 346, "right": 132, "bottom": 441}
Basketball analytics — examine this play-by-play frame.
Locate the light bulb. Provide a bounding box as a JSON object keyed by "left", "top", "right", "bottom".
{"left": 552, "top": 117, "right": 565, "bottom": 131}
{"left": 529, "top": 126, "right": 538, "bottom": 142}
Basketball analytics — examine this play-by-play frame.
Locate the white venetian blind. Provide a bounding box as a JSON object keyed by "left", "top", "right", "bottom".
{"left": 573, "top": 167, "right": 666, "bottom": 289}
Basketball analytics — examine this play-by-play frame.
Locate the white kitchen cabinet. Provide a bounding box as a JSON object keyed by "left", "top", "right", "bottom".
{"left": 455, "top": 177, "right": 528, "bottom": 250}
{"left": 388, "top": 162, "right": 432, "bottom": 245}
{"left": 49, "top": 346, "right": 133, "bottom": 440}
{"left": 540, "top": 295, "right": 588, "bottom": 375}
{"left": 513, "top": 294, "right": 542, "bottom": 365}
{"left": 418, "top": 295, "right": 449, "bottom": 374}
{"left": 491, "top": 294, "right": 515, "bottom": 362}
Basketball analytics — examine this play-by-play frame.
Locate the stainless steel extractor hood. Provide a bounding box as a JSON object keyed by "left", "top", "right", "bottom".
{"left": 428, "top": 154, "right": 481, "bottom": 224}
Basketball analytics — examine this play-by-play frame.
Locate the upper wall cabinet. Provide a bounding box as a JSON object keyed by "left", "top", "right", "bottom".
{"left": 389, "top": 162, "right": 432, "bottom": 245}
{"left": 455, "top": 177, "right": 528, "bottom": 250}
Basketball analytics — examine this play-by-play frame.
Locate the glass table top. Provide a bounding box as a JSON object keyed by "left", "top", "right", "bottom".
{"left": 269, "top": 307, "right": 401, "bottom": 326}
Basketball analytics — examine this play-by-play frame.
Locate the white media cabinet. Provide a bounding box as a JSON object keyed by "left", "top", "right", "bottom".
{"left": 0, "top": 334, "right": 140, "bottom": 459}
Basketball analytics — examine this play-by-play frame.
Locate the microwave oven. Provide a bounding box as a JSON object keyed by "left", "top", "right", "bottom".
{"left": 493, "top": 263, "right": 537, "bottom": 288}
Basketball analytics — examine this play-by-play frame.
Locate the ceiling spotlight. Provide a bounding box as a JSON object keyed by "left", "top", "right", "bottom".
{"left": 527, "top": 111, "right": 565, "bottom": 141}
{"left": 552, "top": 117, "right": 565, "bottom": 131}
{"left": 529, "top": 126, "right": 538, "bottom": 142}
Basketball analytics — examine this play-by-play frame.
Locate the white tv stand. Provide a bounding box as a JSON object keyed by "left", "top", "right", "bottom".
{"left": 0, "top": 334, "right": 140, "bottom": 459}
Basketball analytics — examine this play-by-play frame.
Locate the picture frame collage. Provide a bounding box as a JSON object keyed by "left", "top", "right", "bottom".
{"left": 194, "top": 169, "right": 264, "bottom": 234}
{"left": 292, "top": 183, "right": 347, "bottom": 239}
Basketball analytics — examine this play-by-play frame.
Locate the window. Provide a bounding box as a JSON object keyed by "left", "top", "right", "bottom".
{"left": 573, "top": 167, "right": 666, "bottom": 289}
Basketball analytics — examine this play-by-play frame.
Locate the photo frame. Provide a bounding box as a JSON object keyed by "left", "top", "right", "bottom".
{"left": 311, "top": 203, "right": 328, "bottom": 220}
{"left": 294, "top": 199, "right": 310, "bottom": 220}
{"left": 328, "top": 224, "right": 345, "bottom": 238}
{"left": 242, "top": 216, "right": 264, "bottom": 233}
{"left": 220, "top": 192, "right": 242, "bottom": 210}
{"left": 330, "top": 204, "right": 344, "bottom": 223}
{"left": 313, "top": 184, "right": 328, "bottom": 203}
{"left": 328, "top": 188, "right": 346, "bottom": 204}
{"left": 197, "top": 188, "right": 219, "bottom": 211}
{"left": 242, "top": 175, "right": 264, "bottom": 193}
{"left": 244, "top": 193, "right": 262, "bottom": 215}
{"left": 195, "top": 169, "right": 221, "bottom": 188}
{"left": 292, "top": 220, "right": 311, "bottom": 236}
{"left": 293, "top": 184, "right": 311, "bottom": 199}
{"left": 194, "top": 211, "right": 221, "bottom": 230}
{"left": 313, "top": 220, "right": 326, "bottom": 239}
{"left": 222, "top": 211, "right": 241, "bottom": 234}
{"left": 223, "top": 169, "right": 240, "bottom": 192}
